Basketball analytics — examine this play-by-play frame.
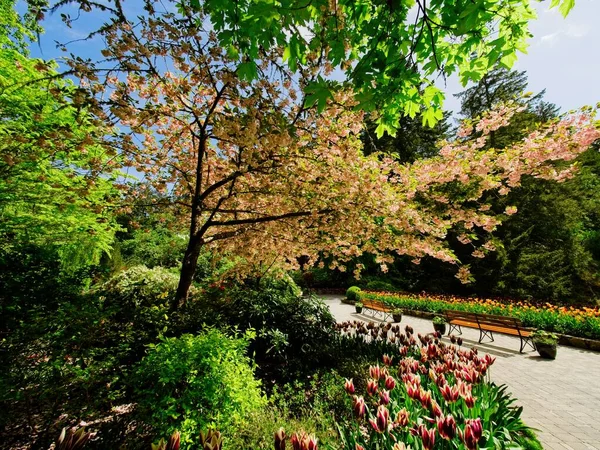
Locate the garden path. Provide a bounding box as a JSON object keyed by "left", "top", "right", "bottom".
{"left": 320, "top": 295, "right": 600, "bottom": 450}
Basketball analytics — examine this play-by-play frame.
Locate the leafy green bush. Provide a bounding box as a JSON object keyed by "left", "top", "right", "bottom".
{"left": 133, "top": 330, "right": 266, "bottom": 450}
{"left": 346, "top": 286, "right": 362, "bottom": 301}
{"left": 120, "top": 226, "right": 187, "bottom": 269}
{"left": 0, "top": 265, "right": 214, "bottom": 448}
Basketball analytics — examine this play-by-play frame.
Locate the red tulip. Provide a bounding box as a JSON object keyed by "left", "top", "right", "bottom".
{"left": 437, "top": 414, "right": 457, "bottom": 440}
{"left": 274, "top": 428, "right": 286, "bottom": 450}
{"left": 384, "top": 375, "right": 396, "bottom": 390}
{"left": 463, "top": 418, "right": 483, "bottom": 450}
{"left": 352, "top": 396, "right": 367, "bottom": 419}
{"left": 419, "top": 388, "right": 432, "bottom": 409}
{"left": 464, "top": 393, "right": 476, "bottom": 409}
{"left": 382, "top": 354, "right": 393, "bottom": 366}
{"left": 431, "top": 400, "right": 443, "bottom": 418}
{"left": 439, "top": 383, "right": 460, "bottom": 403}
{"left": 369, "top": 365, "right": 382, "bottom": 379}
{"left": 367, "top": 379, "right": 378, "bottom": 396}
{"left": 369, "top": 405, "right": 389, "bottom": 433}
{"left": 379, "top": 389, "right": 391, "bottom": 405}
{"left": 412, "top": 424, "right": 435, "bottom": 450}
{"left": 344, "top": 378, "right": 355, "bottom": 395}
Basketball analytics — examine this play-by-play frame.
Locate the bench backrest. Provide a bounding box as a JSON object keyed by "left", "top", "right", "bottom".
{"left": 444, "top": 310, "right": 522, "bottom": 328}
{"left": 363, "top": 299, "right": 389, "bottom": 308}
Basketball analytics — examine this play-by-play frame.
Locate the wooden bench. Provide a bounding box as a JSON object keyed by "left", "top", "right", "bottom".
{"left": 362, "top": 299, "right": 393, "bottom": 321}
{"left": 443, "top": 310, "right": 535, "bottom": 353}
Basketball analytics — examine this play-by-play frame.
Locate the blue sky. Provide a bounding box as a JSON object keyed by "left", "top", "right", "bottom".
{"left": 28, "top": 0, "right": 600, "bottom": 117}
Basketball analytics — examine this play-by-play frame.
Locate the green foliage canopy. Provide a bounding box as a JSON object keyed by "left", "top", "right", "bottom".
{"left": 0, "top": 1, "right": 121, "bottom": 266}
{"left": 190, "top": 0, "right": 576, "bottom": 133}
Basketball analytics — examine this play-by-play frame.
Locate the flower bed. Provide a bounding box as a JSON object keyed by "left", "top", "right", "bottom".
{"left": 360, "top": 292, "right": 600, "bottom": 340}
{"left": 334, "top": 322, "right": 540, "bottom": 449}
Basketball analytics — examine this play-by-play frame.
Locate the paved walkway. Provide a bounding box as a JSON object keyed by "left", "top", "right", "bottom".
{"left": 320, "top": 295, "right": 600, "bottom": 450}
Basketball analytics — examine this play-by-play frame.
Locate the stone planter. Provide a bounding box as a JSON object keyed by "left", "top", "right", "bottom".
{"left": 535, "top": 342, "right": 557, "bottom": 359}
{"left": 392, "top": 313, "right": 403, "bottom": 323}
{"left": 355, "top": 306, "right": 363, "bottom": 314}
{"left": 433, "top": 323, "right": 447, "bottom": 335}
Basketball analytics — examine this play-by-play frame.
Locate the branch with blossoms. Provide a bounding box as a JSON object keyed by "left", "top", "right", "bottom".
{"left": 66, "top": 0, "right": 599, "bottom": 303}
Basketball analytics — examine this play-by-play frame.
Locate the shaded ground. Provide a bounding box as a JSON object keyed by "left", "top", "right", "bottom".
{"left": 320, "top": 295, "right": 600, "bottom": 450}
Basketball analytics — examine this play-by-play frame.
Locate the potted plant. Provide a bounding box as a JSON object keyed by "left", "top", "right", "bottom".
{"left": 355, "top": 301, "right": 363, "bottom": 314}
{"left": 432, "top": 316, "right": 447, "bottom": 335}
{"left": 392, "top": 308, "right": 403, "bottom": 323}
{"left": 532, "top": 330, "right": 559, "bottom": 359}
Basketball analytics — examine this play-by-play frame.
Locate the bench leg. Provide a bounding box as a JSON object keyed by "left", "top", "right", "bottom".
{"left": 448, "top": 323, "right": 462, "bottom": 336}
{"left": 479, "top": 328, "right": 494, "bottom": 344}
{"left": 520, "top": 336, "right": 536, "bottom": 353}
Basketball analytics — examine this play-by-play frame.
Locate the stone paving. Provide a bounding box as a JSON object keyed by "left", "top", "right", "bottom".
{"left": 320, "top": 295, "right": 600, "bottom": 450}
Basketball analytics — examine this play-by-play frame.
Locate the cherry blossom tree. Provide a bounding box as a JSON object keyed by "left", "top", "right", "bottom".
{"left": 70, "top": 5, "right": 599, "bottom": 307}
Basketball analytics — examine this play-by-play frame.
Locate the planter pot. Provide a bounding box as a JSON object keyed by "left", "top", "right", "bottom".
{"left": 433, "top": 323, "right": 447, "bottom": 335}
{"left": 535, "top": 342, "right": 557, "bottom": 359}
{"left": 392, "top": 314, "right": 402, "bottom": 323}
{"left": 355, "top": 306, "right": 363, "bottom": 314}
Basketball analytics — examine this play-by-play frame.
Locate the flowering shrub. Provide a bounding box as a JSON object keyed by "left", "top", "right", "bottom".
{"left": 360, "top": 291, "right": 600, "bottom": 340}
{"left": 334, "top": 321, "right": 539, "bottom": 449}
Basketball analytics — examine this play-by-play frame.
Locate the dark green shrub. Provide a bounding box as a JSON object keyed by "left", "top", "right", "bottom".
{"left": 133, "top": 330, "right": 266, "bottom": 449}
{"left": 207, "top": 273, "right": 335, "bottom": 383}
{"left": 346, "top": 286, "right": 362, "bottom": 301}
{"left": 364, "top": 280, "right": 398, "bottom": 292}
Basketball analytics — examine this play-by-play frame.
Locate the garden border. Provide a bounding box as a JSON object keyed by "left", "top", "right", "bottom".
{"left": 337, "top": 298, "right": 600, "bottom": 353}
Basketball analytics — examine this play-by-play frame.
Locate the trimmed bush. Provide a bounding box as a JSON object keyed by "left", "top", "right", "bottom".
{"left": 346, "top": 286, "right": 362, "bottom": 301}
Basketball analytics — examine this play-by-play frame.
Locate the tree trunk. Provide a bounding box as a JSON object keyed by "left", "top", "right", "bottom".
{"left": 173, "top": 232, "right": 203, "bottom": 309}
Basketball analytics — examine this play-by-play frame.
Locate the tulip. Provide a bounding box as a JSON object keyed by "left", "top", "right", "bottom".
{"left": 395, "top": 408, "right": 410, "bottom": 427}
{"left": 355, "top": 445, "right": 365, "bottom": 450}
{"left": 367, "top": 379, "right": 378, "bottom": 396}
{"left": 457, "top": 337, "right": 463, "bottom": 346}
{"left": 405, "top": 325, "right": 413, "bottom": 335}
{"left": 379, "top": 389, "right": 391, "bottom": 405}
{"left": 464, "top": 393, "right": 476, "bottom": 409}
{"left": 399, "top": 345, "right": 408, "bottom": 356}
{"left": 368, "top": 405, "right": 389, "bottom": 433}
{"left": 439, "top": 383, "right": 460, "bottom": 403}
{"left": 484, "top": 354, "right": 496, "bottom": 366}
{"left": 431, "top": 400, "right": 443, "bottom": 418}
{"left": 383, "top": 354, "right": 393, "bottom": 366}
{"left": 369, "top": 365, "right": 382, "bottom": 379}
{"left": 413, "top": 424, "right": 435, "bottom": 450}
{"left": 392, "top": 444, "right": 408, "bottom": 450}
{"left": 274, "top": 428, "right": 286, "bottom": 450}
{"left": 290, "top": 432, "right": 317, "bottom": 450}
{"left": 199, "top": 430, "right": 222, "bottom": 450}
{"left": 352, "top": 396, "right": 367, "bottom": 419}
{"left": 463, "top": 418, "right": 483, "bottom": 450}
{"left": 167, "top": 431, "right": 181, "bottom": 450}
{"left": 344, "top": 378, "right": 355, "bottom": 395}
{"left": 384, "top": 375, "right": 396, "bottom": 390}
{"left": 419, "top": 388, "right": 432, "bottom": 409}
{"left": 437, "top": 414, "right": 457, "bottom": 440}
{"left": 406, "top": 382, "right": 420, "bottom": 400}
{"left": 450, "top": 335, "right": 457, "bottom": 344}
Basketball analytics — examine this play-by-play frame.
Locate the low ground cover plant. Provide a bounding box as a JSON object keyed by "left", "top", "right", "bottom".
{"left": 360, "top": 291, "right": 600, "bottom": 340}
